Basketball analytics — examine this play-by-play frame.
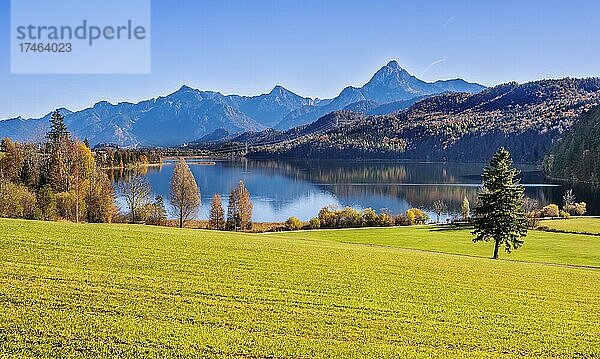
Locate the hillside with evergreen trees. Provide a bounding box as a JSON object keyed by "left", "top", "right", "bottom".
{"left": 544, "top": 105, "right": 600, "bottom": 182}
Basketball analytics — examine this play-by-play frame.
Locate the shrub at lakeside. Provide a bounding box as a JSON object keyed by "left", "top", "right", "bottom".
{"left": 574, "top": 202, "right": 587, "bottom": 216}
{"left": 534, "top": 200, "right": 586, "bottom": 219}
{"left": 284, "top": 216, "right": 303, "bottom": 231}
{"left": 299, "top": 206, "right": 429, "bottom": 231}
{"left": 561, "top": 189, "right": 587, "bottom": 216}
{"left": 308, "top": 217, "right": 321, "bottom": 229}
{"left": 541, "top": 204, "right": 560, "bottom": 218}
{"left": 404, "top": 208, "right": 429, "bottom": 225}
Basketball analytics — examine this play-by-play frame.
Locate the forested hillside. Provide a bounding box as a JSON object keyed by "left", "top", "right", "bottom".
{"left": 235, "top": 78, "right": 600, "bottom": 163}
{"left": 545, "top": 106, "right": 600, "bottom": 182}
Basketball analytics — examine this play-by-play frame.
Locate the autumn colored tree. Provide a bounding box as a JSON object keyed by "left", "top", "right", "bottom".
{"left": 405, "top": 208, "right": 428, "bottom": 225}
{"left": 575, "top": 202, "right": 587, "bottom": 216}
{"left": 377, "top": 212, "right": 395, "bottom": 226}
{"left": 226, "top": 181, "right": 253, "bottom": 231}
{"left": 0, "top": 110, "right": 119, "bottom": 223}
{"left": 0, "top": 182, "right": 37, "bottom": 219}
{"left": 285, "top": 216, "right": 303, "bottom": 230}
{"left": 362, "top": 208, "right": 379, "bottom": 226}
{"left": 70, "top": 141, "right": 95, "bottom": 222}
{"left": 317, "top": 207, "right": 336, "bottom": 228}
{"left": 0, "top": 138, "right": 24, "bottom": 183}
{"left": 308, "top": 217, "right": 321, "bottom": 229}
{"left": 541, "top": 204, "right": 559, "bottom": 217}
{"left": 169, "top": 158, "right": 200, "bottom": 228}
{"left": 119, "top": 172, "right": 152, "bottom": 223}
{"left": 208, "top": 194, "right": 225, "bottom": 230}
{"left": 85, "top": 169, "right": 117, "bottom": 223}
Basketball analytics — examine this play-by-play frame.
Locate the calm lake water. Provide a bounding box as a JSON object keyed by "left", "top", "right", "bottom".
{"left": 111, "top": 159, "right": 600, "bottom": 222}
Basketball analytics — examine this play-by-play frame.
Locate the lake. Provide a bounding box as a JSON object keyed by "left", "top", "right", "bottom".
{"left": 111, "top": 159, "right": 600, "bottom": 222}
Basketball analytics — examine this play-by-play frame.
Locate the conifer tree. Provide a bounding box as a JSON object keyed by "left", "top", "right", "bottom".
{"left": 472, "top": 147, "right": 527, "bottom": 259}
{"left": 46, "top": 110, "right": 72, "bottom": 192}
{"left": 46, "top": 110, "right": 70, "bottom": 143}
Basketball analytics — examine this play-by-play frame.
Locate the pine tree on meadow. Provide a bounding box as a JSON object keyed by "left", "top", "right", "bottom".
{"left": 472, "top": 147, "right": 528, "bottom": 259}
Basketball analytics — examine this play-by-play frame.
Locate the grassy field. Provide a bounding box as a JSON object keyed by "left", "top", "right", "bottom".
{"left": 269, "top": 225, "right": 600, "bottom": 267}
{"left": 541, "top": 217, "right": 600, "bottom": 235}
{"left": 1, "top": 219, "right": 599, "bottom": 357}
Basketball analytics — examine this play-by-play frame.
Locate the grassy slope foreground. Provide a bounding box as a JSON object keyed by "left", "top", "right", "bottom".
{"left": 0, "top": 220, "right": 599, "bottom": 358}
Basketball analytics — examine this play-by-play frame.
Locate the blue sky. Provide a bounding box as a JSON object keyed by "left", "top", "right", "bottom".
{"left": 1, "top": 0, "right": 599, "bottom": 118}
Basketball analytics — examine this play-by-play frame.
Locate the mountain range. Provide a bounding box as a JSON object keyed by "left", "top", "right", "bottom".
{"left": 0, "top": 61, "right": 485, "bottom": 147}
{"left": 274, "top": 61, "right": 485, "bottom": 129}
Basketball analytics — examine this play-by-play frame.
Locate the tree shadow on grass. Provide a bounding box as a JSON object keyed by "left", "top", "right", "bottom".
{"left": 428, "top": 224, "right": 474, "bottom": 232}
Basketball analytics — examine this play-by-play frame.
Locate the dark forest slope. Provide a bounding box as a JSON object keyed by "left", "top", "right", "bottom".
{"left": 545, "top": 106, "right": 600, "bottom": 182}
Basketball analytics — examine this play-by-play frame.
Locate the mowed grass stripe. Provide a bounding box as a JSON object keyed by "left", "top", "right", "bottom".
{"left": 0, "top": 219, "right": 599, "bottom": 358}
{"left": 270, "top": 225, "right": 600, "bottom": 268}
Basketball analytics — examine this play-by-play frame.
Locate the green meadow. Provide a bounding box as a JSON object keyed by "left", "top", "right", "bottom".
{"left": 1, "top": 219, "right": 599, "bottom": 358}
{"left": 541, "top": 217, "right": 600, "bottom": 235}
{"left": 270, "top": 225, "right": 600, "bottom": 267}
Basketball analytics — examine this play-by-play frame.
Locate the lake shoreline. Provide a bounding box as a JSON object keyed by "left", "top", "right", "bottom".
{"left": 111, "top": 159, "right": 600, "bottom": 221}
